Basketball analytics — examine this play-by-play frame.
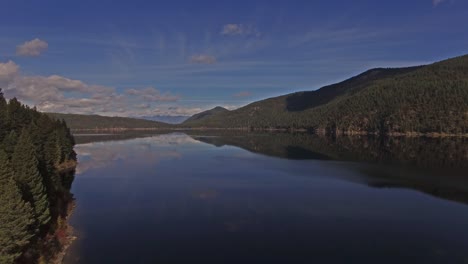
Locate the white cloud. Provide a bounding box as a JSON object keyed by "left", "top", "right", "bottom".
{"left": 189, "top": 54, "right": 217, "bottom": 64}
{"left": 2, "top": 62, "right": 127, "bottom": 115}
{"left": 135, "top": 103, "right": 151, "bottom": 109}
{"left": 126, "top": 87, "right": 180, "bottom": 102}
{"left": 0, "top": 61, "right": 19, "bottom": 87}
{"left": 16, "top": 38, "right": 48, "bottom": 57}
{"left": 1, "top": 60, "right": 192, "bottom": 118}
{"left": 46, "top": 75, "right": 111, "bottom": 93}
{"left": 7, "top": 74, "right": 115, "bottom": 103}
{"left": 33, "top": 93, "right": 128, "bottom": 116}
{"left": 221, "top": 24, "right": 259, "bottom": 36}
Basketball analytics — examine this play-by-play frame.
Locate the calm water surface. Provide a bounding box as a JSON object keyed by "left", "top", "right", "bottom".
{"left": 64, "top": 133, "right": 468, "bottom": 264}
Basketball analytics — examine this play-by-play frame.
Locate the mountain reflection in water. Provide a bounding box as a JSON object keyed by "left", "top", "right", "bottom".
{"left": 65, "top": 132, "right": 468, "bottom": 264}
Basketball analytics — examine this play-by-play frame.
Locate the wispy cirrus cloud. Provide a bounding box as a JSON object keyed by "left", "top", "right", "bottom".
{"left": 433, "top": 0, "right": 446, "bottom": 6}
{"left": 189, "top": 54, "right": 217, "bottom": 64}
{"left": 16, "top": 38, "right": 48, "bottom": 57}
{"left": 233, "top": 91, "right": 252, "bottom": 98}
{"left": 221, "top": 24, "right": 259, "bottom": 36}
{"left": 125, "top": 87, "right": 180, "bottom": 102}
{"left": 222, "top": 24, "right": 244, "bottom": 35}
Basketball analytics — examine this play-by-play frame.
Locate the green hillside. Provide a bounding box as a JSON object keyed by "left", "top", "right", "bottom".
{"left": 285, "top": 66, "right": 421, "bottom": 112}
{"left": 181, "top": 55, "right": 468, "bottom": 135}
{"left": 47, "top": 113, "right": 172, "bottom": 130}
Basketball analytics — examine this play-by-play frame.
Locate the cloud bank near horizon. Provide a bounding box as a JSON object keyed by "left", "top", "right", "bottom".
{"left": 0, "top": 60, "right": 203, "bottom": 117}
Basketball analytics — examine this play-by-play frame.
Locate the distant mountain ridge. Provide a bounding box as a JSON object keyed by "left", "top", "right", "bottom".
{"left": 47, "top": 113, "right": 172, "bottom": 130}
{"left": 139, "top": 115, "right": 189, "bottom": 124}
{"left": 181, "top": 54, "right": 468, "bottom": 135}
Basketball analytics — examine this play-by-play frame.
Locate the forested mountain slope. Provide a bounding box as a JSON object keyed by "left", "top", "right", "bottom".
{"left": 182, "top": 55, "right": 468, "bottom": 135}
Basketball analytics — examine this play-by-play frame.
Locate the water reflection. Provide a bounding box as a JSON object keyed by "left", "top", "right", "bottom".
{"left": 74, "top": 132, "right": 468, "bottom": 205}
{"left": 188, "top": 132, "right": 468, "bottom": 205}
{"left": 188, "top": 132, "right": 468, "bottom": 168}
{"left": 74, "top": 133, "right": 196, "bottom": 174}
{"left": 65, "top": 132, "right": 468, "bottom": 264}
{"left": 75, "top": 131, "right": 468, "bottom": 168}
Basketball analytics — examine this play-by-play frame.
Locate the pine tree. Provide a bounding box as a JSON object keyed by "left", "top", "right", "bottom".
{"left": 0, "top": 88, "right": 8, "bottom": 141}
{"left": 44, "top": 131, "right": 62, "bottom": 168}
{"left": 0, "top": 150, "right": 34, "bottom": 263}
{"left": 11, "top": 130, "right": 51, "bottom": 229}
{"left": 1, "top": 131, "right": 17, "bottom": 159}
{"left": 56, "top": 121, "right": 75, "bottom": 162}
{"left": 27, "top": 121, "right": 42, "bottom": 155}
{"left": 7, "top": 98, "right": 28, "bottom": 132}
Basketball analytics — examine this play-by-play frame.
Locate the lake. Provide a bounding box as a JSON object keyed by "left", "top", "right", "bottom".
{"left": 64, "top": 132, "right": 468, "bottom": 264}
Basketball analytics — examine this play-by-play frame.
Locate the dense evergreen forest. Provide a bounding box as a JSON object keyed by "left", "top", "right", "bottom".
{"left": 182, "top": 55, "right": 468, "bottom": 135}
{"left": 0, "top": 89, "right": 76, "bottom": 264}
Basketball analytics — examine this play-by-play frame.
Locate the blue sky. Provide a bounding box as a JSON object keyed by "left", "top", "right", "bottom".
{"left": 1, "top": 0, "right": 467, "bottom": 117}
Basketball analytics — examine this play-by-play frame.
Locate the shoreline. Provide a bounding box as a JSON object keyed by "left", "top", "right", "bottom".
{"left": 56, "top": 160, "right": 78, "bottom": 173}
{"left": 70, "top": 127, "right": 468, "bottom": 138}
{"left": 47, "top": 161, "right": 78, "bottom": 264}
{"left": 15, "top": 163, "right": 78, "bottom": 264}
{"left": 51, "top": 201, "right": 77, "bottom": 264}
